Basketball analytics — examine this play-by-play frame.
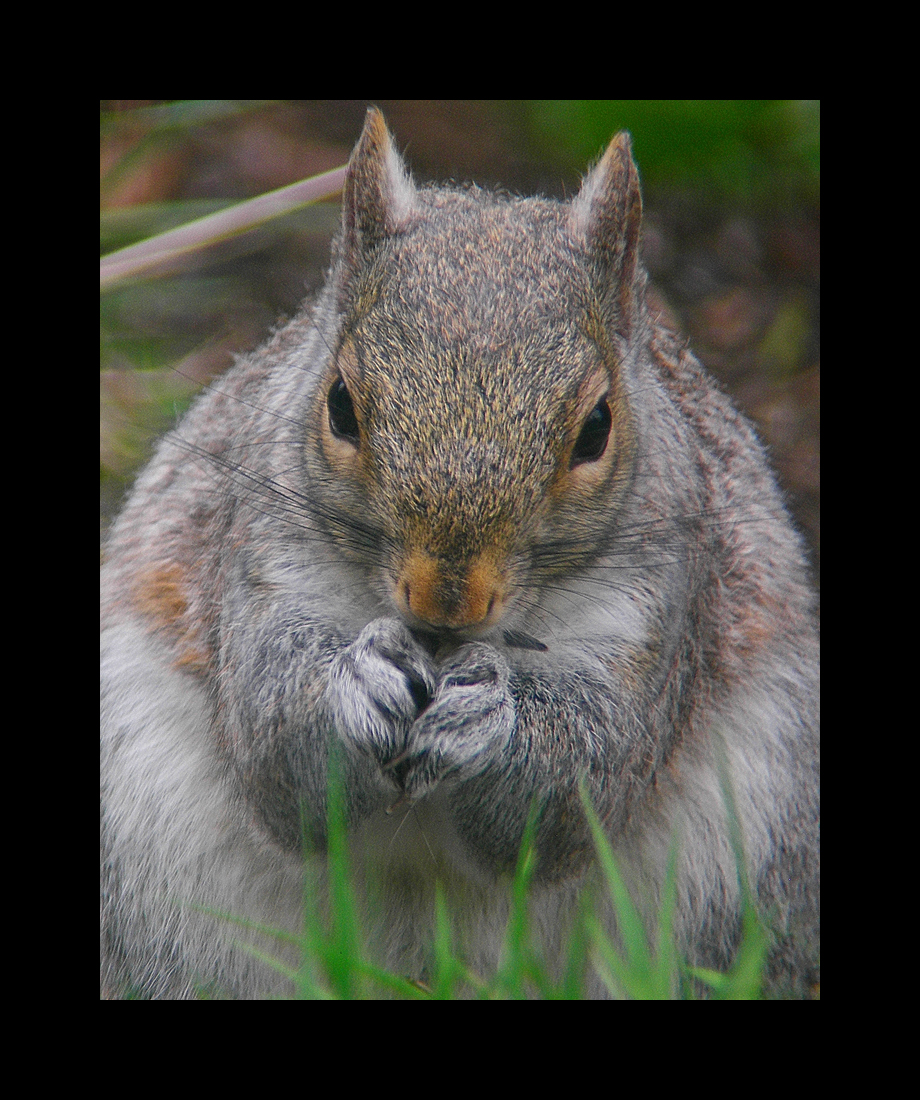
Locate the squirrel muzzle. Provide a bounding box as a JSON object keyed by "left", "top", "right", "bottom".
{"left": 394, "top": 549, "right": 506, "bottom": 632}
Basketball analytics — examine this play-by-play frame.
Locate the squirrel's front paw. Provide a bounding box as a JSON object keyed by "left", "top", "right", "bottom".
{"left": 398, "top": 643, "right": 514, "bottom": 800}
{"left": 327, "top": 619, "right": 436, "bottom": 771}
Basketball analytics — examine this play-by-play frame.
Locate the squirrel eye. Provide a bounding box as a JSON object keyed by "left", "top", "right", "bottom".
{"left": 571, "top": 397, "right": 612, "bottom": 466}
{"left": 327, "top": 376, "right": 360, "bottom": 442}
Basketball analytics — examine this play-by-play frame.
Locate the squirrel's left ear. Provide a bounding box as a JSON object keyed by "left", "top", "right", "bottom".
{"left": 342, "top": 108, "right": 417, "bottom": 259}
{"left": 568, "top": 132, "right": 644, "bottom": 339}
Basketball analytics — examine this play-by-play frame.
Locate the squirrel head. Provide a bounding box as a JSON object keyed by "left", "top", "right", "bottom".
{"left": 310, "top": 109, "right": 645, "bottom": 638}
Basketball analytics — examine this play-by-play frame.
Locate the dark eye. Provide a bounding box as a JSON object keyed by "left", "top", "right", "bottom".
{"left": 571, "top": 397, "right": 611, "bottom": 465}
{"left": 327, "top": 376, "right": 360, "bottom": 442}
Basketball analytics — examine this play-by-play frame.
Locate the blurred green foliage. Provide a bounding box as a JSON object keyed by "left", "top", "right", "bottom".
{"left": 528, "top": 100, "right": 819, "bottom": 204}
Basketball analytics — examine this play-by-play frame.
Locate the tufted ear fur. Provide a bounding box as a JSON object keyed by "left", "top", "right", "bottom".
{"left": 340, "top": 108, "right": 417, "bottom": 274}
{"left": 568, "top": 132, "right": 644, "bottom": 340}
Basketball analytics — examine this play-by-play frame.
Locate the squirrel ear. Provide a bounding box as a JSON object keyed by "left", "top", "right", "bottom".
{"left": 342, "top": 108, "right": 417, "bottom": 257}
{"left": 568, "top": 132, "right": 643, "bottom": 337}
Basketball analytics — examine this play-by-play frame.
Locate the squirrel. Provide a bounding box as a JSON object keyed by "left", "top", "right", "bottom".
{"left": 101, "top": 108, "right": 819, "bottom": 999}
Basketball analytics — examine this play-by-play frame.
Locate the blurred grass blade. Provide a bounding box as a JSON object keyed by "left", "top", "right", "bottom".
{"left": 100, "top": 164, "right": 347, "bottom": 290}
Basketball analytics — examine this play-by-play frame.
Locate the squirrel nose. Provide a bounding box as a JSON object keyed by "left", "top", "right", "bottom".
{"left": 395, "top": 551, "right": 505, "bottom": 630}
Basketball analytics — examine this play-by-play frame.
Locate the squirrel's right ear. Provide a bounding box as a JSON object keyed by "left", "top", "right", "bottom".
{"left": 341, "top": 108, "right": 417, "bottom": 261}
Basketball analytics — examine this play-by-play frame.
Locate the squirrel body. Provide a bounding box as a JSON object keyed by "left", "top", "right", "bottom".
{"left": 101, "top": 109, "right": 819, "bottom": 998}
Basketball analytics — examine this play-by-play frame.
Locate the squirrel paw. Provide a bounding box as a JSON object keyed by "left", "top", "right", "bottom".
{"left": 328, "top": 619, "right": 436, "bottom": 771}
{"left": 397, "top": 642, "right": 515, "bottom": 801}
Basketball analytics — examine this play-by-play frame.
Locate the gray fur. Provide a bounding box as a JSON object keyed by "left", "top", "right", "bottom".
{"left": 101, "top": 109, "right": 819, "bottom": 999}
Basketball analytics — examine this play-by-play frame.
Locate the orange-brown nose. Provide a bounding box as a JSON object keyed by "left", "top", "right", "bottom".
{"left": 395, "top": 551, "right": 506, "bottom": 630}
